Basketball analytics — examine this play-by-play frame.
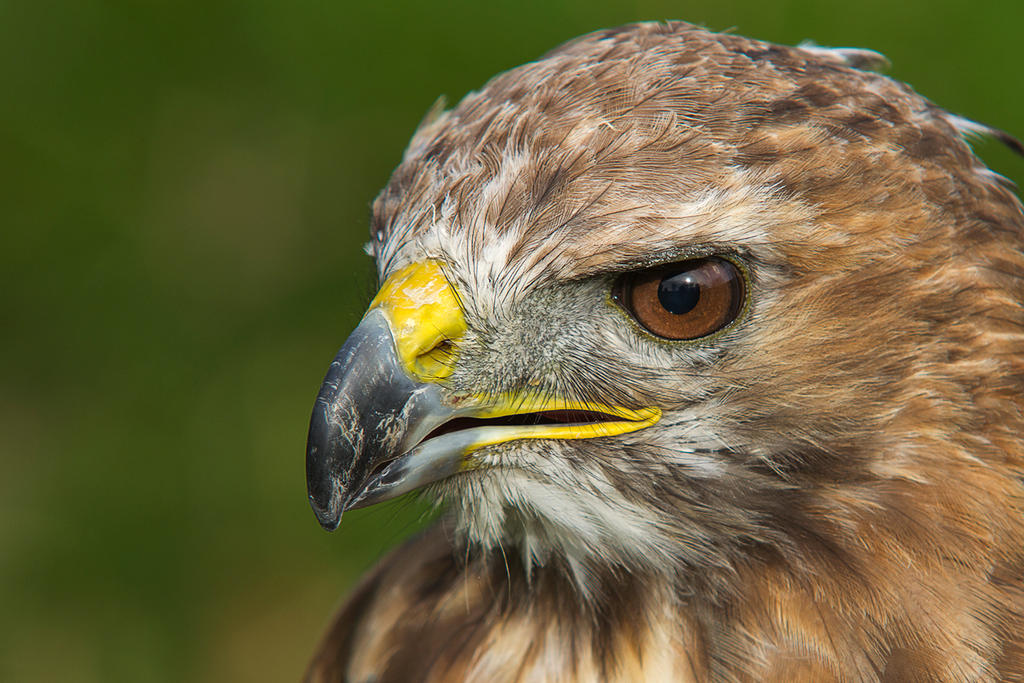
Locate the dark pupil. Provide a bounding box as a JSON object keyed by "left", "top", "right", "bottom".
{"left": 657, "top": 272, "right": 700, "bottom": 314}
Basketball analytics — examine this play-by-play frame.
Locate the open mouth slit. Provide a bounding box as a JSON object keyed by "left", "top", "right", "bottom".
{"left": 424, "top": 409, "right": 623, "bottom": 442}
{"left": 363, "top": 410, "right": 630, "bottom": 487}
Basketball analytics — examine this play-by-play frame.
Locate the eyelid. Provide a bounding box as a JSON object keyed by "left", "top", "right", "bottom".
{"left": 562, "top": 246, "right": 752, "bottom": 286}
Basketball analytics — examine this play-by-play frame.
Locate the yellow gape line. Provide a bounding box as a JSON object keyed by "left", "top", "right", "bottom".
{"left": 370, "top": 261, "right": 466, "bottom": 382}
{"left": 467, "top": 395, "right": 661, "bottom": 449}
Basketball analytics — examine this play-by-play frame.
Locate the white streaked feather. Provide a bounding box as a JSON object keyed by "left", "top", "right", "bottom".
{"left": 797, "top": 41, "right": 891, "bottom": 72}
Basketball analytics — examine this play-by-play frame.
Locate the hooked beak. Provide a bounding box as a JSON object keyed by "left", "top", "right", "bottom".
{"left": 305, "top": 261, "right": 661, "bottom": 531}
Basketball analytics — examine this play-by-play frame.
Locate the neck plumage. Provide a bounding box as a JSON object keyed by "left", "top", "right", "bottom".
{"left": 309, "top": 465, "right": 1024, "bottom": 683}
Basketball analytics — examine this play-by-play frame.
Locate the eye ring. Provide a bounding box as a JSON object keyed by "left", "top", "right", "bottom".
{"left": 612, "top": 257, "right": 746, "bottom": 340}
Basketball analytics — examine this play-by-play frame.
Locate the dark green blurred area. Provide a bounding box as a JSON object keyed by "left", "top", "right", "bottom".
{"left": 1, "top": 0, "right": 1021, "bottom": 680}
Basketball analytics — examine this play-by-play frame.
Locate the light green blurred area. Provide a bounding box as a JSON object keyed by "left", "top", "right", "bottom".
{"left": 1, "top": 0, "right": 1021, "bottom": 680}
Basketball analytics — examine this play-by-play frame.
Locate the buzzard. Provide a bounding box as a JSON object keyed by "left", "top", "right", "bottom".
{"left": 304, "top": 21, "right": 1024, "bottom": 682}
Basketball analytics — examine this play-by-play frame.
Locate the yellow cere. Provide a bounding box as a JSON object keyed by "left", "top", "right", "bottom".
{"left": 370, "top": 260, "right": 467, "bottom": 382}
{"left": 464, "top": 395, "right": 662, "bottom": 455}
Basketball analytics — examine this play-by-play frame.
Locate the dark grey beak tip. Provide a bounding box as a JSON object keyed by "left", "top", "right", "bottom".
{"left": 309, "top": 492, "right": 343, "bottom": 531}
{"left": 306, "top": 311, "right": 401, "bottom": 531}
{"left": 306, "top": 399, "right": 347, "bottom": 531}
{"left": 306, "top": 309, "right": 454, "bottom": 530}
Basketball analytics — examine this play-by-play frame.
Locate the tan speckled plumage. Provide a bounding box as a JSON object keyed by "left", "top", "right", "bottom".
{"left": 306, "top": 22, "right": 1024, "bottom": 682}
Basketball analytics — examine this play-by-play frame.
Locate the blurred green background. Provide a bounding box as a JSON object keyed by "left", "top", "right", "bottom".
{"left": 2, "top": 0, "right": 1021, "bottom": 680}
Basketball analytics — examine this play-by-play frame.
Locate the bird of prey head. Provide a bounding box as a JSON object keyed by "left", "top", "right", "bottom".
{"left": 305, "top": 21, "right": 1024, "bottom": 681}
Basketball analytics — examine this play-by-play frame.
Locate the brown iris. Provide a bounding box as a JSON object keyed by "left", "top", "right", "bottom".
{"left": 613, "top": 257, "right": 745, "bottom": 340}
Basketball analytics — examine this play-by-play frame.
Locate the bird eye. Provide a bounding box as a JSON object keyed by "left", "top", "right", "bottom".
{"left": 612, "top": 257, "right": 745, "bottom": 340}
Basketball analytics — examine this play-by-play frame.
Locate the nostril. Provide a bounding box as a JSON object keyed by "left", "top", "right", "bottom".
{"left": 424, "top": 338, "right": 452, "bottom": 354}
{"left": 414, "top": 339, "right": 459, "bottom": 380}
